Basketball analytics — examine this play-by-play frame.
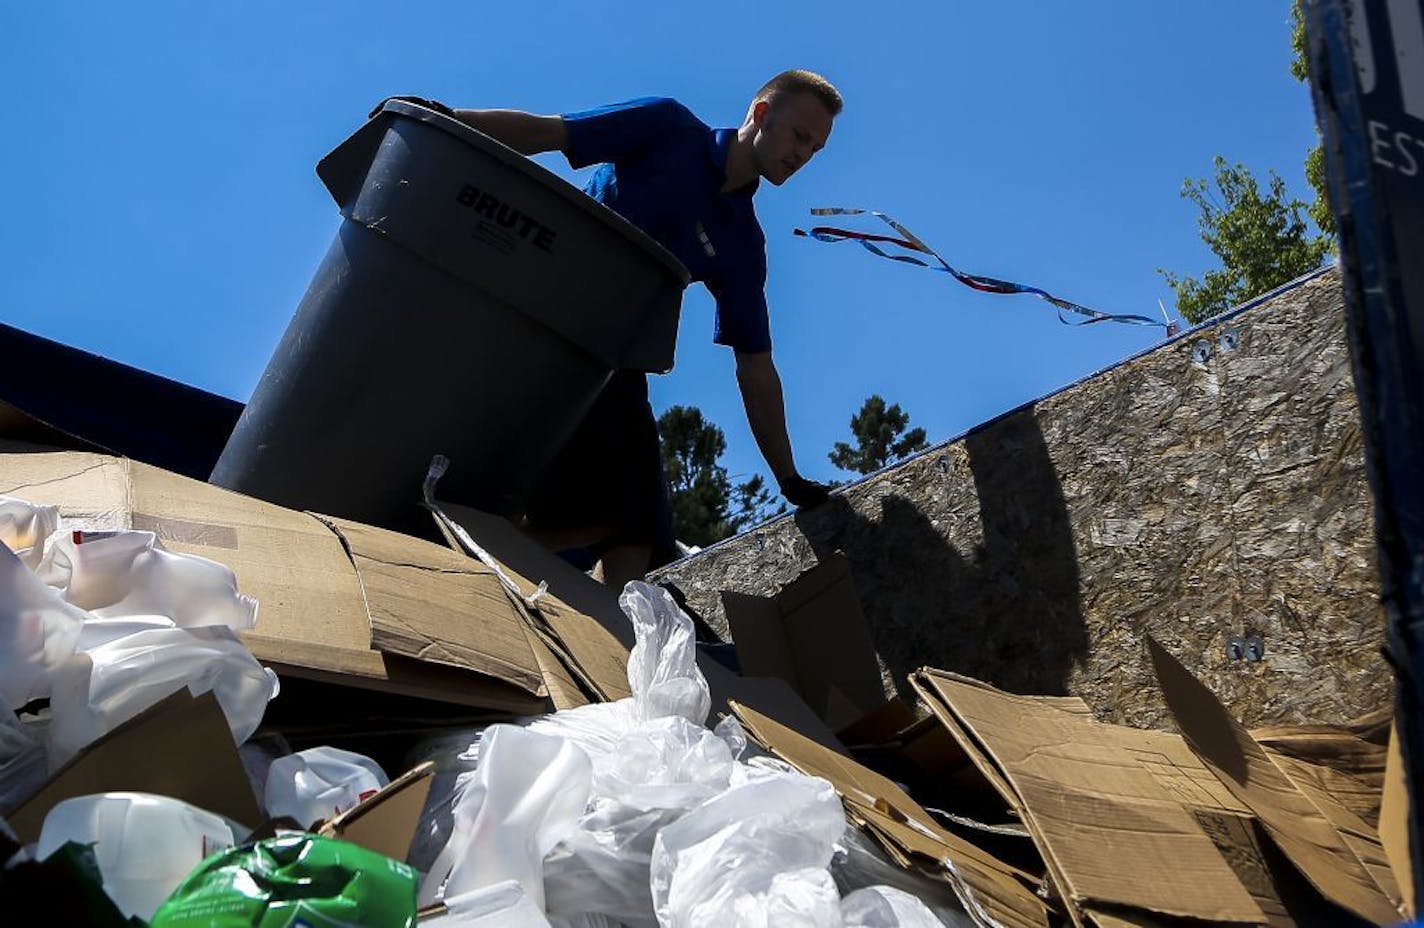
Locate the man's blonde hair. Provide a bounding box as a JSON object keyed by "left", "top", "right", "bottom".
{"left": 755, "top": 70, "right": 843, "bottom": 116}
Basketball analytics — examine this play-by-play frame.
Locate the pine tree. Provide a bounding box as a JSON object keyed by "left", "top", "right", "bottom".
{"left": 829, "top": 395, "right": 929, "bottom": 476}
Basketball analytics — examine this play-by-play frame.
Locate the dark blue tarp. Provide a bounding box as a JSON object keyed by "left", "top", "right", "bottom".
{"left": 0, "top": 322, "right": 242, "bottom": 480}
{"left": 1308, "top": 0, "right": 1424, "bottom": 900}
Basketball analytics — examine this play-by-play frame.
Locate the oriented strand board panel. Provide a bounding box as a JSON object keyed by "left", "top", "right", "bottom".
{"left": 654, "top": 269, "right": 1388, "bottom": 729}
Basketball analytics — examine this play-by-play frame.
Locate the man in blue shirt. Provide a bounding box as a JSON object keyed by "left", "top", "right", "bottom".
{"left": 428, "top": 71, "right": 839, "bottom": 587}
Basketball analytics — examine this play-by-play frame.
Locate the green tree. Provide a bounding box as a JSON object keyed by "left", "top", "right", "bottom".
{"left": 1291, "top": 0, "right": 1335, "bottom": 236}
{"left": 1161, "top": 5, "right": 1335, "bottom": 325}
{"left": 1160, "top": 157, "right": 1332, "bottom": 324}
{"left": 658, "top": 405, "right": 785, "bottom": 547}
{"left": 829, "top": 394, "right": 929, "bottom": 476}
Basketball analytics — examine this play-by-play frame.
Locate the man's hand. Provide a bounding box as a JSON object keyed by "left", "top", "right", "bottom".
{"left": 778, "top": 473, "right": 832, "bottom": 508}
{"left": 369, "top": 95, "right": 456, "bottom": 118}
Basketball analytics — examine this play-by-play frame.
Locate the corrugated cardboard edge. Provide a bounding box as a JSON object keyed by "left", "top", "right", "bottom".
{"left": 1380, "top": 722, "right": 1415, "bottom": 919}
{"left": 427, "top": 499, "right": 634, "bottom": 702}
{"left": 319, "top": 761, "right": 435, "bottom": 863}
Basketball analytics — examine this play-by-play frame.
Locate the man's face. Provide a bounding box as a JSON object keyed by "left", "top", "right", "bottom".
{"left": 751, "top": 91, "right": 834, "bottom": 186}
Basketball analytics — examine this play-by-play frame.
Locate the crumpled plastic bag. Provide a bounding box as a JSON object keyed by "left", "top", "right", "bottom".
{"left": 0, "top": 541, "right": 88, "bottom": 709}
{"left": 0, "top": 495, "right": 58, "bottom": 569}
{"left": 832, "top": 827, "right": 968, "bottom": 926}
{"left": 264, "top": 745, "right": 389, "bottom": 828}
{"left": 37, "top": 529, "right": 257, "bottom": 632}
{"left": 650, "top": 770, "right": 846, "bottom": 926}
{"left": 46, "top": 624, "right": 279, "bottom": 769}
{"left": 428, "top": 725, "right": 593, "bottom": 910}
{"left": 541, "top": 713, "right": 743, "bottom": 926}
{"left": 840, "top": 886, "right": 951, "bottom": 927}
{"left": 621, "top": 582, "right": 710, "bottom": 726}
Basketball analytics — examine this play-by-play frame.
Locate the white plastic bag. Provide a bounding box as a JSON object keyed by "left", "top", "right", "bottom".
{"left": 46, "top": 624, "right": 279, "bottom": 768}
{"left": 0, "top": 495, "right": 58, "bottom": 569}
{"left": 0, "top": 542, "right": 88, "bottom": 709}
{"left": 264, "top": 745, "right": 389, "bottom": 828}
{"left": 650, "top": 771, "right": 846, "bottom": 927}
{"left": 832, "top": 827, "right": 968, "bottom": 927}
{"left": 37, "top": 792, "right": 240, "bottom": 921}
{"left": 38, "top": 529, "right": 257, "bottom": 632}
{"left": 621, "top": 582, "right": 709, "bottom": 725}
{"left": 840, "top": 886, "right": 950, "bottom": 928}
{"left": 431, "top": 725, "right": 592, "bottom": 910}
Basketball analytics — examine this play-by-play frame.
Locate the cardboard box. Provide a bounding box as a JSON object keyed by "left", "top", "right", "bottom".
{"left": 0, "top": 449, "right": 550, "bottom": 712}
{"left": 721, "top": 553, "right": 888, "bottom": 731}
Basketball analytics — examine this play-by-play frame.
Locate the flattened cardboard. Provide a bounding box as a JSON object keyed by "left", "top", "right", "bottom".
{"left": 323, "top": 517, "right": 544, "bottom": 694}
{"left": 731, "top": 701, "right": 1051, "bottom": 928}
{"left": 7, "top": 690, "right": 261, "bottom": 844}
{"left": 0, "top": 450, "right": 546, "bottom": 708}
{"left": 911, "top": 669, "right": 1265, "bottom": 926}
{"left": 722, "top": 677, "right": 848, "bottom": 756}
{"left": 430, "top": 499, "right": 634, "bottom": 701}
{"left": 721, "top": 553, "right": 886, "bottom": 731}
{"left": 519, "top": 622, "right": 592, "bottom": 711}
{"left": 320, "top": 761, "right": 434, "bottom": 863}
{"left": 1380, "top": 723, "right": 1414, "bottom": 918}
{"left": 1147, "top": 637, "right": 1403, "bottom": 925}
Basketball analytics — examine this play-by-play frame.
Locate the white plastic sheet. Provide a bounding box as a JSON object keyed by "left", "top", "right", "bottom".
{"left": 840, "top": 886, "right": 951, "bottom": 928}
{"left": 38, "top": 529, "right": 257, "bottom": 632}
{"left": 433, "top": 725, "right": 593, "bottom": 910}
{"left": 264, "top": 745, "right": 389, "bottom": 828}
{"left": 621, "top": 583, "right": 710, "bottom": 726}
{"left": 0, "top": 541, "right": 88, "bottom": 709}
{"left": 650, "top": 770, "right": 846, "bottom": 926}
{"left": 0, "top": 495, "right": 57, "bottom": 570}
{"left": 46, "top": 624, "right": 279, "bottom": 769}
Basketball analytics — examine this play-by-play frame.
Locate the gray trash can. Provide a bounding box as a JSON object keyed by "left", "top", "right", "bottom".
{"left": 211, "top": 100, "right": 689, "bottom": 532}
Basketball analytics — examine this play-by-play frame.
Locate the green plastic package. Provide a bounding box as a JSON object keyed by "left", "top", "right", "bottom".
{"left": 149, "top": 832, "right": 417, "bottom": 927}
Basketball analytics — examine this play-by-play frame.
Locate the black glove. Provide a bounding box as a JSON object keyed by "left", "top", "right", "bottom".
{"left": 369, "top": 95, "right": 456, "bottom": 119}
{"left": 778, "top": 473, "right": 832, "bottom": 508}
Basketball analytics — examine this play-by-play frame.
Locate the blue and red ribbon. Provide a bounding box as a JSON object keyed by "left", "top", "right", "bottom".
{"left": 794, "top": 208, "right": 1167, "bottom": 330}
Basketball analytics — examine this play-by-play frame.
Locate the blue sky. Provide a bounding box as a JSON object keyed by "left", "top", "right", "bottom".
{"left": 2, "top": 3, "right": 1323, "bottom": 495}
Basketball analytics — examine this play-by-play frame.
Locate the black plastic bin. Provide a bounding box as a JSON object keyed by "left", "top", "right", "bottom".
{"left": 211, "top": 100, "right": 689, "bottom": 531}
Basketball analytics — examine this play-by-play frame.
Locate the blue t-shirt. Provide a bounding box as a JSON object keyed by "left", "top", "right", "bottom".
{"left": 561, "top": 97, "right": 772, "bottom": 353}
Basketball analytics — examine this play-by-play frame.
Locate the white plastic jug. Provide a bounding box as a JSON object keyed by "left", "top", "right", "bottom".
{"left": 37, "top": 792, "right": 239, "bottom": 921}
{"left": 38, "top": 529, "right": 257, "bottom": 632}
{"left": 263, "top": 745, "right": 389, "bottom": 828}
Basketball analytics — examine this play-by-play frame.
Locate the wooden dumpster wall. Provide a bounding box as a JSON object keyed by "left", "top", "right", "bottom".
{"left": 653, "top": 270, "right": 1389, "bottom": 729}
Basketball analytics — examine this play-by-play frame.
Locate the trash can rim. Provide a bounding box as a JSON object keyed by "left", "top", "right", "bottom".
{"left": 378, "top": 99, "right": 691, "bottom": 287}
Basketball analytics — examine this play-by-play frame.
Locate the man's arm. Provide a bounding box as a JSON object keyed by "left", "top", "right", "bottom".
{"left": 449, "top": 109, "right": 568, "bottom": 155}
{"left": 735, "top": 351, "right": 830, "bottom": 507}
